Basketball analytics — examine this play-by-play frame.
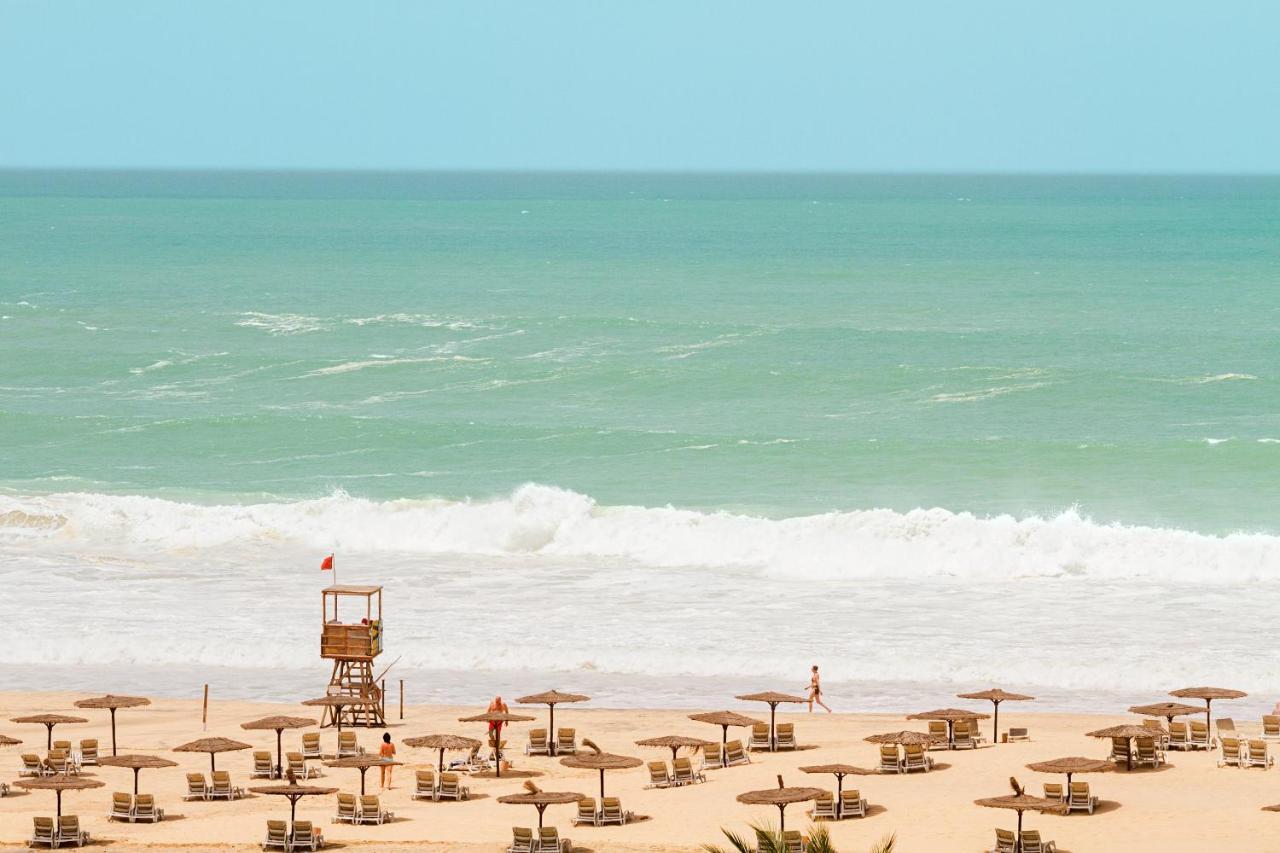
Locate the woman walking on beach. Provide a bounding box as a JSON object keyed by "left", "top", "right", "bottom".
{"left": 807, "top": 665, "right": 832, "bottom": 713}
{"left": 379, "top": 732, "right": 396, "bottom": 788}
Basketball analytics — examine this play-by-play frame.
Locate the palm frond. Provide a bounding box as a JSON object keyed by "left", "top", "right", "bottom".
{"left": 869, "top": 832, "right": 897, "bottom": 853}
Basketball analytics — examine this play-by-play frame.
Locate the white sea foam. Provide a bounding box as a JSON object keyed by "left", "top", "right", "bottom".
{"left": 303, "top": 356, "right": 486, "bottom": 377}
{"left": 236, "top": 312, "right": 327, "bottom": 335}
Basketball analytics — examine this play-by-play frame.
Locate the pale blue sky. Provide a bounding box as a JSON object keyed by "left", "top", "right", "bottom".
{"left": 2, "top": 0, "right": 1277, "bottom": 172}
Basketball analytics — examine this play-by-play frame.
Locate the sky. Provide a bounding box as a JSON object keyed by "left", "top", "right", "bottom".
{"left": 2, "top": 0, "right": 1277, "bottom": 172}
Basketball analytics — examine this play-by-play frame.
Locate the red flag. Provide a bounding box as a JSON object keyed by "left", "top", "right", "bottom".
{"left": 320, "top": 554, "right": 334, "bottom": 571}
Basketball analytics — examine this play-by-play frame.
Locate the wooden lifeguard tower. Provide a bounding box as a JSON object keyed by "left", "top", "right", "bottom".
{"left": 320, "top": 585, "right": 386, "bottom": 728}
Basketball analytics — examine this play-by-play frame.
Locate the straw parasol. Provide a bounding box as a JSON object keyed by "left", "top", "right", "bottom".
{"left": 402, "top": 734, "right": 482, "bottom": 772}
{"left": 1169, "top": 686, "right": 1246, "bottom": 730}
{"left": 0, "top": 734, "right": 21, "bottom": 746}
{"left": 735, "top": 691, "right": 806, "bottom": 751}
{"left": 300, "top": 695, "right": 378, "bottom": 733}
{"left": 689, "top": 711, "right": 763, "bottom": 759}
{"left": 1087, "top": 724, "right": 1165, "bottom": 771}
{"left": 98, "top": 754, "right": 178, "bottom": 795}
{"left": 173, "top": 736, "right": 252, "bottom": 772}
{"left": 736, "top": 774, "right": 826, "bottom": 833}
{"left": 1262, "top": 804, "right": 1280, "bottom": 812}
{"left": 1127, "top": 702, "right": 1205, "bottom": 725}
{"left": 325, "top": 754, "right": 403, "bottom": 795}
{"left": 458, "top": 709, "right": 536, "bottom": 778}
{"left": 1026, "top": 756, "right": 1113, "bottom": 788}
{"left": 635, "top": 735, "right": 715, "bottom": 761}
{"left": 800, "top": 763, "right": 877, "bottom": 819}
{"left": 73, "top": 695, "right": 150, "bottom": 756}
{"left": 10, "top": 714, "right": 88, "bottom": 750}
{"left": 498, "top": 780, "right": 586, "bottom": 828}
{"left": 516, "top": 690, "right": 590, "bottom": 756}
{"left": 907, "top": 708, "right": 990, "bottom": 747}
{"left": 863, "top": 730, "right": 944, "bottom": 746}
{"left": 242, "top": 716, "right": 316, "bottom": 779}
{"left": 975, "top": 778, "right": 1066, "bottom": 853}
{"left": 15, "top": 775, "right": 104, "bottom": 819}
{"left": 559, "top": 738, "right": 643, "bottom": 798}
{"left": 249, "top": 780, "right": 338, "bottom": 828}
{"left": 957, "top": 689, "right": 1034, "bottom": 742}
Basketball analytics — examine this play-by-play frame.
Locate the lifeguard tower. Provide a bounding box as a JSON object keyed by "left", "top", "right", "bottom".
{"left": 320, "top": 585, "right": 386, "bottom": 727}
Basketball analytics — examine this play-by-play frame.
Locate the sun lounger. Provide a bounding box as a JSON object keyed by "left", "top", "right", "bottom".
{"left": 672, "top": 756, "right": 704, "bottom": 785}
{"left": 1218, "top": 736, "right": 1243, "bottom": 768}
{"left": 525, "top": 728, "right": 551, "bottom": 756}
{"left": 20, "top": 753, "right": 46, "bottom": 777}
{"left": 749, "top": 723, "right": 770, "bottom": 751}
{"left": 1189, "top": 720, "right": 1212, "bottom": 750}
{"left": 702, "top": 741, "right": 723, "bottom": 769}
{"left": 903, "top": 743, "right": 933, "bottom": 772}
{"left": 927, "top": 721, "right": 949, "bottom": 749}
{"left": 953, "top": 720, "right": 978, "bottom": 749}
{"left": 1108, "top": 737, "right": 1130, "bottom": 764}
{"left": 1264, "top": 716, "right": 1280, "bottom": 740}
{"left": 336, "top": 731, "right": 363, "bottom": 758}
{"left": 438, "top": 771, "right": 470, "bottom": 800}
{"left": 57, "top": 815, "right": 89, "bottom": 848}
{"left": 109, "top": 791, "right": 134, "bottom": 822}
{"left": 185, "top": 772, "right": 209, "bottom": 800}
{"left": 333, "top": 792, "right": 359, "bottom": 823}
{"left": 210, "top": 770, "right": 243, "bottom": 800}
{"left": 1007, "top": 727, "right": 1030, "bottom": 742}
{"left": 809, "top": 791, "right": 837, "bottom": 820}
{"left": 302, "top": 732, "right": 323, "bottom": 760}
{"left": 413, "top": 769, "right": 438, "bottom": 800}
{"left": 573, "top": 796, "right": 598, "bottom": 826}
{"left": 1134, "top": 737, "right": 1163, "bottom": 768}
{"left": 1244, "top": 739, "right": 1274, "bottom": 769}
{"left": 782, "top": 829, "right": 805, "bottom": 853}
{"left": 1217, "top": 718, "right": 1236, "bottom": 736}
{"left": 556, "top": 728, "right": 578, "bottom": 755}
{"left": 78, "top": 739, "right": 98, "bottom": 766}
{"left": 262, "top": 819, "right": 289, "bottom": 851}
{"left": 538, "top": 826, "right": 572, "bottom": 853}
{"left": 647, "top": 760, "right": 673, "bottom": 788}
{"left": 252, "top": 750, "right": 276, "bottom": 779}
{"left": 1067, "top": 781, "right": 1097, "bottom": 814}
{"left": 1142, "top": 719, "right": 1169, "bottom": 748}
{"left": 31, "top": 816, "right": 56, "bottom": 848}
{"left": 488, "top": 735, "right": 508, "bottom": 760}
{"left": 508, "top": 827, "right": 535, "bottom": 853}
{"left": 358, "top": 794, "right": 392, "bottom": 824}
{"left": 1021, "top": 829, "right": 1057, "bottom": 853}
{"left": 134, "top": 794, "right": 163, "bottom": 822}
{"left": 601, "top": 796, "right": 626, "bottom": 825}
{"left": 287, "top": 751, "right": 317, "bottom": 779}
{"left": 291, "top": 819, "right": 324, "bottom": 851}
{"left": 1167, "top": 722, "right": 1189, "bottom": 750}
{"left": 840, "top": 789, "right": 868, "bottom": 818}
{"left": 878, "top": 745, "right": 902, "bottom": 773}
{"left": 990, "top": 827, "right": 1017, "bottom": 853}
{"left": 46, "top": 749, "right": 74, "bottom": 775}
{"left": 52, "top": 740, "right": 71, "bottom": 753}
{"left": 775, "top": 723, "right": 797, "bottom": 750}
{"left": 724, "top": 739, "right": 750, "bottom": 767}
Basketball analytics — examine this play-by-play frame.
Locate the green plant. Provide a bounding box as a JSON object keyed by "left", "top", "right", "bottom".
{"left": 702, "top": 823, "right": 897, "bottom": 853}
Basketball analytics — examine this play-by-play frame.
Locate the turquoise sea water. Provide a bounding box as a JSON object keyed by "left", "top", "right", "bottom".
{"left": 3, "top": 171, "right": 1278, "bottom": 530}
{"left": 3, "top": 172, "right": 1280, "bottom": 710}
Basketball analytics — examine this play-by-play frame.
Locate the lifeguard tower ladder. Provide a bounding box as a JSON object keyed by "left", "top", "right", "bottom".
{"left": 320, "top": 585, "right": 386, "bottom": 727}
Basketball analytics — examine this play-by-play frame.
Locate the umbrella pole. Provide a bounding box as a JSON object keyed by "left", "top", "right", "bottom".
{"left": 948, "top": 720, "right": 955, "bottom": 749}
{"left": 993, "top": 701, "right": 1000, "bottom": 743}
{"left": 537, "top": 803, "right": 546, "bottom": 828}
{"left": 836, "top": 774, "right": 844, "bottom": 819}
{"left": 57, "top": 790, "right": 63, "bottom": 821}
{"left": 111, "top": 708, "right": 119, "bottom": 756}
{"left": 1127, "top": 739, "right": 1133, "bottom": 771}
{"left": 778, "top": 803, "right": 786, "bottom": 833}
{"left": 671, "top": 746, "right": 679, "bottom": 762}
{"left": 770, "top": 703, "right": 778, "bottom": 751}
{"left": 599, "top": 768, "right": 605, "bottom": 798}
{"left": 291, "top": 794, "right": 298, "bottom": 827}
{"left": 46, "top": 723, "right": 53, "bottom": 751}
{"left": 438, "top": 748, "right": 445, "bottom": 774}
{"left": 722, "top": 725, "right": 728, "bottom": 767}
{"left": 550, "top": 706, "right": 556, "bottom": 756}
{"left": 134, "top": 768, "right": 141, "bottom": 796}
{"left": 1016, "top": 810, "right": 1023, "bottom": 853}
{"left": 1205, "top": 700, "right": 1213, "bottom": 743}
{"left": 360, "top": 768, "right": 367, "bottom": 796}
{"left": 211, "top": 753, "right": 216, "bottom": 774}
{"left": 276, "top": 730, "right": 284, "bottom": 779}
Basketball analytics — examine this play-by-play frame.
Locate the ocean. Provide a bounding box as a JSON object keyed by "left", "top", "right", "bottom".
{"left": 2, "top": 171, "right": 1278, "bottom": 715}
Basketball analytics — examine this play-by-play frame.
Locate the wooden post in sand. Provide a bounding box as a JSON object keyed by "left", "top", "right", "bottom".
{"left": 399, "top": 680, "right": 404, "bottom": 720}
{"left": 382, "top": 679, "right": 387, "bottom": 721}
{"left": 202, "top": 684, "right": 209, "bottom": 731}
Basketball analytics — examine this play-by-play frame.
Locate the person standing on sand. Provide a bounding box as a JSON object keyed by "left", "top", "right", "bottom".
{"left": 379, "top": 732, "right": 396, "bottom": 788}
{"left": 807, "top": 665, "right": 832, "bottom": 713}
{"left": 487, "top": 695, "right": 509, "bottom": 761}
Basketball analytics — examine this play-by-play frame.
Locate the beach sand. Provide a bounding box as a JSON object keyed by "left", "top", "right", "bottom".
{"left": 0, "top": 691, "right": 1272, "bottom": 851}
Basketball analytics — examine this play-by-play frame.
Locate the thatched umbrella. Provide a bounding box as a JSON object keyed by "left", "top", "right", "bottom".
{"left": 1087, "top": 724, "right": 1165, "bottom": 771}
{"left": 975, "top": 777, "right": 1066, "bottom": 853}
{"left": 863, "top": 730, "right": 945, "bottom": 746}
{"left": 241, "top": 716, "right": 317, "bottom": 779}
{"left": 735, "top": 691, "right": 806, "bottom": 751}
{"left": 325, "top": 754, "right": 403, "bottom": 795}
{"left": 800, "top": 763, "right": 877, "bottom": 818}
{"left": 0, "top": 734, "right": 21, "bottom": 747}
{"left": 516, "top": 690, "right": 590, "bottom": 756}
{"left": 1127, "top": 702, "right": 1205, "bottom": 726}
{"left": 560, "top": 739, "right": 643, "bottom": 798}
{"left": 1026, "top": 756, "right": 1113, "bottom": 788}
{"left": 249, "top": 781, "right": 337, "bottom": 829}
{"left": 957, "top": 689, "right": 1034, "bottom": 742}
{"left": 635, "top": 735, "right": 715, "bottom": 761}
{"left": 300, "top": 695, "right": 378, "bottom": 733}
{"left": 1169, "top": 687, "right": 1247, "bottom": 731}
{"left": 10, "top": 714, "right": 88, "bottom": 750}
{"left": 98, "top": 754, "right": 178, "bottom": 796}
{"left": 689, "top": 711, "right": 763, "bottom": 764}
{"left": 1262, "top": 804, "right": 1280, "bottom": 812}
{"left": 498, "top": 781, "right": 586, "bottom": 828}
{"left": 402, "top": 734, "right": 482, "bottom": 772}
{"left": 15, "top": 775, "right": 104, "bottom": 819}
{"left": 736, "top": 774, "right": 825, "bottom": 833}
{"left": 172, "top": 736, "right": 252, "bottom": 773}
{"left": 458, "top": 710, "right": 535, "bottom": 778}
{"left": 73, "top": 695, "right": 150, "bottom": 756}
{"left": 907, "top": 708, "right": 990, "bottom": 747}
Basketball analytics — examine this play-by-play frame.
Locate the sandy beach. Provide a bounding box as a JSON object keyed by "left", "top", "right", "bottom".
{"left": 2, "top": 690, "right": 1275, "bottom": 851}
